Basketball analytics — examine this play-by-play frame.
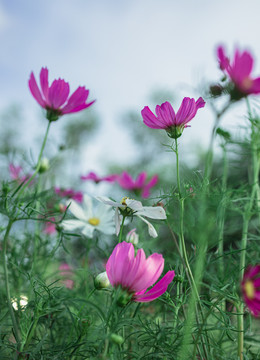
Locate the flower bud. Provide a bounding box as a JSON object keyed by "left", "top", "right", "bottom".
{"left": 94, "top": 271, "right": 110, "bottom": 290}
{"left": 110, "top": 333, "right": 124, "bottom": 345}
{"left": 126, "top": 228, "right": 139, "bottom": 245}
{"left": 39, "top": 157, "right": 50, "bottom": 173}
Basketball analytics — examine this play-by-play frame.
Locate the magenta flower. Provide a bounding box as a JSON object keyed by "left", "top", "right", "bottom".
{"left": 217, "top": 46, "right": 260, "bottom": 96}
{"left": 141, "top": 97, "right": 205, "bottom": 139}
{"left": 55, "top": 187, "right": 83, "bottom": 203}
{"left": 80, "top": 171, "right": 117, "bottom": 184}
{"left": 117, "top": 171, "right": 158, "bottom": 198}
{"left": 106, "top": 241, "right": 175, "bottom": 303}
{"left": 241, "top": 265, "right": 260, "bottom": 317}
{"left": 29, "top": 67, "right": 95, "bottom": 121}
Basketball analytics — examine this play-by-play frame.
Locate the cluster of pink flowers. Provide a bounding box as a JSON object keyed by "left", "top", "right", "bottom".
{"left": 81, "top": 171, "right": 158, "bottom": 199}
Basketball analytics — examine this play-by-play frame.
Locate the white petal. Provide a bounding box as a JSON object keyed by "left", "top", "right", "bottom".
{"left": 61, "top": 219, "right": 87, "bottom": 232}
{"left": 66, "top": 200, "right": 88, "bottom": 221}
{"left": 137, "top": 215, "right": 158, "bottom": 238}
{"left": 97, "top": 223, "right": 115, "bottom": 235}
{"left": 96, "top": 196, "right": 122, "bottom": 207}
{"left": 125, "top": 199, "right": 143, "bottom": 211}
{"left": 137, "top": 206, "right": 166, "bottom": 220}
{"left": 81, "top": 224, "right": 95, "bottom": 238}
{"left": 82, "top": 194, "right": 93, "bottom": 218}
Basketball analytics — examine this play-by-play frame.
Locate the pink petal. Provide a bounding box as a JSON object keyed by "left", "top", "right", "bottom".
{"left": 249, "top": 78, "right": 260, "bottom": 94}
{"left": 106, "top": 242, "right": 135, "bottom": 286}
{"left": 175, "top": 97, "right": 196, "bottom": 125}
{"left": 135, "top": 172, "right": 147, "bottom": 188}
{"left": 28, "top": 72, "right": 46, "bottom": 108}
{"left": 141, "top": 106, "right": 167, "bottom": 129}
{"left": 40, "top": 67, "right": 49, "bottom": 103}
{"left": 117, "top": 171, "right": 135, "bottom": 189}
{"left": 141, "top": 175, "right": 158, "bottom": 198}
{"left": 122, "top": 248, "right": 146, "bottom": 290}
{"left": 232, "top": 50, "right": 253, "bottom": 83}
{"left": 61, "top": 86, "right": 93, "bottom": 114}
{"left": 135, "top": 270, "right": 175, "bottom": 302}
{"left": 81, "top": 172, "right": 99, "bottom": 181}
{"left": 131, "top": 253, "right": 164, "bottom": 292}
{"left": 155, "top": 101, "right": 176, "bottom": 127}
{"left": 217, "top": 46, "right": 230, "bottom": 71}
{"left": 48, "top": 79, "right": 70, "bottom": 109}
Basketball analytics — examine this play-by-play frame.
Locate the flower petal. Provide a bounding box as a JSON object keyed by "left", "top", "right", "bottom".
{"left": 131, "top": 253, "right": 164, "bottom": 292}
{"left": 48, "top": 79, "right": 70, "bottom": 109}
{"left": 137, "top": 206, "right": 166, "bottom": 220}
{"left": 137, "top": 215, "right": 158, "bottom": 238}
{"left": 67, "top": 199, "right": 89, "bottom": 221}
{"left": 28, "top": 72, "right": 46, "bottom": 108}
{"left": 134, "top": 270, "right": 175, "bottom": 302}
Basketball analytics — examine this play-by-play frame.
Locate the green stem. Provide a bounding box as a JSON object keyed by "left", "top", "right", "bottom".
{"left": 218, "top": 144, "right": 228, "bottom": 290}
{"left": 17, "top": 121, "right": 51, "bottom": 198}
{"left": 118, "top": 215, "right": 126, "bottom": 243}
{"left": 2, "top": 219, "right": 21, "bottom": 348}
{"left": 175, "top": 139, "right": 200, "bottom": 301}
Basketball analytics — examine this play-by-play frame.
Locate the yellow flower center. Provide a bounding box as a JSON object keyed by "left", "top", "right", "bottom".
{"left": 244, "top": 280, "right": 255, "bottom": 299}
{"left": 88, "top": 217, "right": 100, "bottom": 226}
{"left": 120, "top": 196, "right": 129, "bottom": 206}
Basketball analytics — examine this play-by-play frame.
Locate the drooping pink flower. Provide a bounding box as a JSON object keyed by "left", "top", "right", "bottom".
{"left": 59, "top": 263, "right": 74, "bottom": 290}
{"left": 106, "top": 241, "right": 175, "bottom": 303}
{"left": 29, "top": 67, "right": 95, "bottom": 121}
{"left": 217, "top": 45, "right": 260, "bottom": 96}
{"left": 55, "top": 187, "right": 83, "bottom": 203}
{"left": 117, "top": 171, "right": 158, "bottom": 198}
{"left": 241, "top": 265, "right": 260, "bottom": 317}
{"left": 141, "top": 97, "right": 205, "bottom": 139}
{"left": 80, "top": 171, "right": 117, "bottom": 184}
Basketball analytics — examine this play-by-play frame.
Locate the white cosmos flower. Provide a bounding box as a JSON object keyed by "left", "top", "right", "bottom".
{"left": 96, "top": 196, "right": 166, "bottom": 238}
{"left": 61, "top": 194, "right": 115, "bottom": 238}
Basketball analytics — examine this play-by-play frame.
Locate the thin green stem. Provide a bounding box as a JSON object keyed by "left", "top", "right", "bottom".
{"left": 118, "top": 215, "right": 126, "bottom": 243}
{"left": 2, "top": 219, "right": 21, "bottom": 348}
{"left": 17, "top": 121, "right": 51, "bottom": 198}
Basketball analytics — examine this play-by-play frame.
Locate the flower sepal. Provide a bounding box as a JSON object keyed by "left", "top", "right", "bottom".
{"left": 166, "top": 125, "right": 184, "bottom": 139}
{"left": 46, "top": 109, "right": 61, "bottom": 122}
{"left": 114, "top": 286, "right": 133, "bottom": 307}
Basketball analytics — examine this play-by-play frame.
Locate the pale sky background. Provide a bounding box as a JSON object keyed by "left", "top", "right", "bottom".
{"left": 0, "top": 0, "right": 260, "bottom": 183}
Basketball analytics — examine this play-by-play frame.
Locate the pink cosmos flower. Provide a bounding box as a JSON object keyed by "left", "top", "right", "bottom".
{"left": 106, "top": 241, "right": 175, "bottom": 303}
{"left": 117, "top": 171, "right": 158, "bottom": 198}
{"left": 141, "top": 97, "right": 205, "bottom": 139}
{"left": 241, "top": 265, "right": 260, "bottom": 317}
{"left": 29, "top": 67, "right": 95, "bottom": 121}
{"left": 59, "top": 263, "right": 74, "bottom": 290}
{"left": 55, "top": 187, "right": 83, "bottom": 203}
{"left": 80, "top": 171, "right": 117, "bottom": 184}
{"left": 217, "top": 46, "right": 260, "bottom": 96}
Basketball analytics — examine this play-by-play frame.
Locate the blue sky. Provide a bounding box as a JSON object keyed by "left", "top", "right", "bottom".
{"left": 1, "top": 0, "right": 260, "bottom": 176}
